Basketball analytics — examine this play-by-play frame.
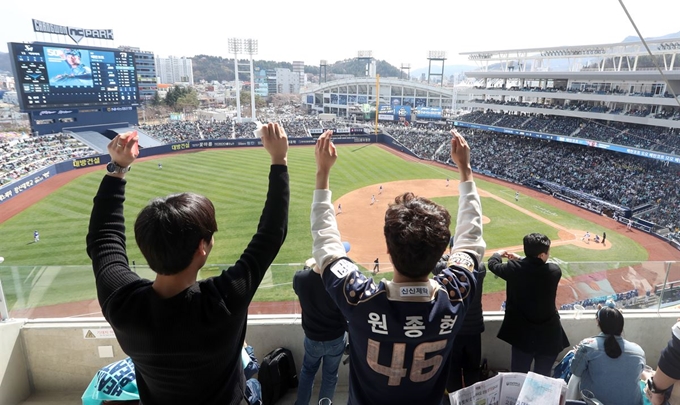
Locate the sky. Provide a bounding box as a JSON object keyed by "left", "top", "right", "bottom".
{"left": 1, "top": 0, "right": 679, "bottom": 69}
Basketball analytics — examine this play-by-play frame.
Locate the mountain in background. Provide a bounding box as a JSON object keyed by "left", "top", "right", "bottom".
{"left": 623, "top": 31, "right": 680, "bottom": 42}
{"left": 191, "top": 55, "right": 402, "bottom": 82}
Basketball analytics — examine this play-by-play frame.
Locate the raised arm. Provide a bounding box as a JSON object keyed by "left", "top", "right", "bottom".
{"left": 86, "top": 132, "right": 141, "bottom": 307}
{"left": 218, "top": 123, "right": 289, "bottom": 305}
{"left": 311, "top": 131, "right": 345, "bottom": 273}
{"left": 449, "top": 130, "right": 486, "bottom": 263}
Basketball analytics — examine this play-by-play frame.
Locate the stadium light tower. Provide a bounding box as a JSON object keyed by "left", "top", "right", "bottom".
{"left": 400, "top": 63, "right": 411, "bottom": 80}
{"left": 228, "top": 38, "right": 243, "bottom": 121}
{"left": 427, "top": 50, "right": 447, "bottom": 87}
{"left": 357, "top": 50, "right": 374, "bottom": 77}
{"left": 244, "top": 39, "right": 259, "bottom": 121}
{"left": 320, "top": 59, "right": 328, "bottom": 83}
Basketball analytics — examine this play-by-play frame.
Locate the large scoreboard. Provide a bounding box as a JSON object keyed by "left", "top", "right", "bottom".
{"left": 8, "top": 42, "right": 139, "bottom": 111}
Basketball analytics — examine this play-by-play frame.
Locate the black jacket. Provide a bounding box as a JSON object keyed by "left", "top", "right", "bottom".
{"left": 293, "top": 267, "right": 346, "bottom": 341}
{"left": 487, "top": 253, "right": 569, "bottom": 355}
{"left": 433, "top": 258, "right": 485, "bottom": 335}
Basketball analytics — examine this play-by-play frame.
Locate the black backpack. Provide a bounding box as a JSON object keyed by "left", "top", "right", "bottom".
{"left": 258, "top": 347, "right": 298, "bottom": 405}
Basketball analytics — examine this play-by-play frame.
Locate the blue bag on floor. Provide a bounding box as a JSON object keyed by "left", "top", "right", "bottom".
{"left": 81, "top": 357, "right": 139, "bottom": 405}
{"left": 553, "top": 350, "right": 575, "bottom": 382}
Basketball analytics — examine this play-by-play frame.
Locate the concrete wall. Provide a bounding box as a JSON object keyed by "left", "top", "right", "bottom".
{"left": 0, "top": 319, "right": 30, "bottom": 405}
{"left": 8, "top": 311, "right": 680, "bottom": 399}
{"left": 20, "top": 319, "right": 127, "bottom": 394}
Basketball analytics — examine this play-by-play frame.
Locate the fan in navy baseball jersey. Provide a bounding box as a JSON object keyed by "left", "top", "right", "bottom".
{"left": 310, "top": 130, "right": 485, "bottom": 405}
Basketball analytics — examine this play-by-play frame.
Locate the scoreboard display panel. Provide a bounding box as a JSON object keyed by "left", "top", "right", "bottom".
{"left": 8, "top": 42, "right": 139, "bottom": 111}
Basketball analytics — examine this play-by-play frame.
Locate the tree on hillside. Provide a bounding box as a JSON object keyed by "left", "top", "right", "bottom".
{"left": 151, "top": 91, "right": 162, "bottom": 107}
{"left": 165, "top": 87, "right": 179, "bottom": 107}
{"left": 190, "top": 53, "right": 404, "bottom": 82}
{"left": 164, "top": 86, "right": 198, "bottom": 111}
{"left": 239, "top": 91, "right": 267, "bottom": 111}
{"left": 175, "top": 88, "right": 200, "bottom": 112}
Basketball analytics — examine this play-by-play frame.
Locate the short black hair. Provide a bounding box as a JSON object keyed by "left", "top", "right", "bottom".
{"left": 384, "top": 192, "right": 451, "bottom": 279}
{"left": 134, "top": 193, "right": 217, "bottom": 275}
{"left": 523, "top": 233, "right": 551, "bottom": 258}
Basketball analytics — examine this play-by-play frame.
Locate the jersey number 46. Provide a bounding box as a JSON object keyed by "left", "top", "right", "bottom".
{"left": 366, "top": 338, "right": 446, "bottom": 386}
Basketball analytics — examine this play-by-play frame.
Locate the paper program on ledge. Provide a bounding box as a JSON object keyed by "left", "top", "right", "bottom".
{"left": 449, "top": 372, "right": 566, "bottom": 405}
{"left": 515, "top": 371, "right": 566, "bottom": 405}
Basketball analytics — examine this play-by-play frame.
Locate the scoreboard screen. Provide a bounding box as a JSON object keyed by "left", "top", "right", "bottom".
{"left": 8, "top": 42, "right": 139, "bottom": 111}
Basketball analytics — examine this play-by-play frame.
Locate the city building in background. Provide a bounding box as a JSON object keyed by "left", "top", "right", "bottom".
{"left": 119, "top": 46, "right": 157, "bottom": 102}
{"left": 266, "top": 69, "right": 277, "bottom": 94}
{"left": 292, "top": 60, "right": 306, "bottom": 87}
{"left": 155, "top": 55, "right": 194, "bottom": 85}
{"left": 274, "top": 68, "right": 300, "bottom": 94}
{"left": 254, "top": 68, "right": 269, "bottom": 97}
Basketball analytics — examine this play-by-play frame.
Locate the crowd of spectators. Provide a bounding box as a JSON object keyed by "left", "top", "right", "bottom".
{"left": 473, "top": 83, "right": 676, "bottom": 99}
{"left": 256, "top": 111, "right": 323, "bottom": 138}
{"left": 0, "top": 132, "right": 97, "bottom": 185}
{"left": 140, "top": 119, "right": 234, "bottom": 143}
{"left": 140, "top": 113, "right": 329, "bottom": 143}
{"left": 469, "top": 97, "right": 680, "bottom": 122}
{"left": 388, "top": 125, "right": 679, "bottom": 231}
{"left": 381, "top": 122, "right": 452, "bottom": 160}
{"left": 459, "top": 109, "right": 680, "bottom": 154}
{"left": 560, "top": 290, "right": 640, "bottom": 311}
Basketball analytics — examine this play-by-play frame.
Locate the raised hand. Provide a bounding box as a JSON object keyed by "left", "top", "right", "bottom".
{"left": 107, "top": 131, "right": 139, "bottom": 168}
{"left": 315, "top": 130, "right": 337, "bottom": 173}
{"left": 450, "top": 129, "right": 472, "bottom": 182}
{"left": 315, "top": 130, "right": 337, "bottom": 190}
{"left": 261, "top": 123, "right": 288, "bottom": 166}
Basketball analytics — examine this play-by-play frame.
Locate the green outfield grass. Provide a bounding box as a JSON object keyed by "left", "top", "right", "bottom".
{"left": 0, "top": 144, "right": 649, "bottom": 309}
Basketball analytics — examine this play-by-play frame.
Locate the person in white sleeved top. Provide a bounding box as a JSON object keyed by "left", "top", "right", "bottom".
{"left": 310, "top": 129, "right": 485, "bottom": 405}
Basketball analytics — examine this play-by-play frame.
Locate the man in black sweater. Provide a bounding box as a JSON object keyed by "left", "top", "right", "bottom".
{"left": 293, "top": 258, "right": 347, "bottom": 405}
{"left": 86, "top": 124, "right": 289, "bottom": 405}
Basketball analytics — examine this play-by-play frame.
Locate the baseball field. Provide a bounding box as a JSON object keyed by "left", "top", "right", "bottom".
{"left": 0, "top": 143, "right": 678, "bottom": 317}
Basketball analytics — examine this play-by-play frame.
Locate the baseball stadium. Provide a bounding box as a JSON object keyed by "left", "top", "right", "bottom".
{"left": 2, "top": 25, "right": 680, "bottom": 405}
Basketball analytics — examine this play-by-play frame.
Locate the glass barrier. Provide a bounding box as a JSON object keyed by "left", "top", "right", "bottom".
{"left": 554, "top": 260, "right": 670, "bottom": 312}
{"left": 658, "top": 261, "right": 680, "bottom": 311}
{"left": 0, "top": 261, "right": 677, "bottom": 319}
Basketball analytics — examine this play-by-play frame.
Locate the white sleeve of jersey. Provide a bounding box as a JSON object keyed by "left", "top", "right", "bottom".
{"left": 311, "top": 189, "right": 346, "bottom": 273}
{"left": 452, "top": 181, "right": 486, "bottom": 264}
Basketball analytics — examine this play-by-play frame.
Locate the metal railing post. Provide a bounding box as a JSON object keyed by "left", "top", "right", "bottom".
{"left": 0, "top": 279, "right": 9, "bottom": 322}
{"left": 658, "top": 261, "right": 673, "bottom": 313}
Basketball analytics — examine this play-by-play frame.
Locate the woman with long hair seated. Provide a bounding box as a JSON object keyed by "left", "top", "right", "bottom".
{"left": 570, "top": 305, "right": 646, "bottom": 404}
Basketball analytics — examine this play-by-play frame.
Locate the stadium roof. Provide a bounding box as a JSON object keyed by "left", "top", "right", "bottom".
{"left": 463, "top": 70, "right": 680, "bottom": 81}
{"left": 460, "top": 37, "right": 680, "bottom": 57}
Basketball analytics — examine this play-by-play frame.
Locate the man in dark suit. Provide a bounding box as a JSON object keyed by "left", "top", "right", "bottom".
{"left": 487, "top": 233, "right": 569, "bottom": 376}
